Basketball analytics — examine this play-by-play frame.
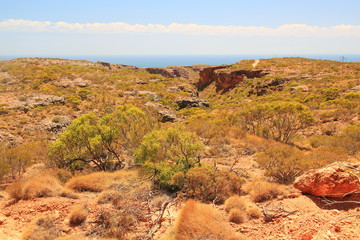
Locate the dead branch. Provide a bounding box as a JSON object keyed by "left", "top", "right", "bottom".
{"left": 262, "top": 203, "right": 298, "bottom": 222}
{"left": 322, "top": 198, "right": 360, "bottom": 206}
{"left": 147, "top": 200, "right": 171, "bottom": 240}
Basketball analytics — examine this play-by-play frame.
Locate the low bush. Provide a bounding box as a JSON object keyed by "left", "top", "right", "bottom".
{"left": 22, "top": 216, "right": 62, "bottom": 240}
{"left": 245, "top": 204, "right": 263, "bottom": 219}
{"left": 255, "top": 144, "right": 311, "bottom": 184}
{"left": 224, "top": 195, "right": 247, "bottom": 213}
{"left": 6, "top": 174, "right": 63, "bottom": 200}
{"left": 65, "top": 170, "right": 138, "bottom": 192}
{"left": 162, "top": 199, "right": 247, "bottom": 240}
{"left": 65, "top": 171, "right": 113, "bottom": 192}
{"left": 92, "top": 209, "right": 136, "bottom": 239}
{"left": 177, "top": 166, "right": 246, "bottom": 203}
{"left": 69, "top": 205, "right": 88, "bottom": 226}
{"left": 97, "top": 190, "right": 123, "bottom": 204}
{"left": 229, "top": 208, "right": 247, "bottom": 224}
{"left": 243, "top": 180, "right": 287, "bottom": 202}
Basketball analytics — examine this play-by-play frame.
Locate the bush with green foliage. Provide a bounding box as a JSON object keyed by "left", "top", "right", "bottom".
{"left": 255, "top": 144, "right": 311, "bottom": 184}
{"left": 0, "top": 144, "right": 33, "bottom": 179}
{"left": 310, "top": 124, "right": 360, "bottom": 155}
{"left": 174, "top": 165, "right": 245, "bottom": 203}
{"left": 135, "top": 125, "right": 204, "bottom": 191}
{"left": 49, "top": 104, "right": 154, "bottom": 171}
{"left": 236, "top": 101, "right": 314, "bottom": 143}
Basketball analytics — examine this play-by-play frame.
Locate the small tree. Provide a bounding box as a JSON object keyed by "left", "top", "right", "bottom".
{"left": 237, "top": 101, "right": 314, "bottom": 143}
{"left": 135, "top": 125, "right": 204, "bottom": 190}
{"left": 49, "top": 104, "right": 154, "bottom": 171}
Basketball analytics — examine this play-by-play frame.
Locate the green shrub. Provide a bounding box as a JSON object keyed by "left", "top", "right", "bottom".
{"left": 49, "top": 104, "right": 154, "bottom": 171}
{"left": 135, "top": 125, "right": 204, "bottom": 191}
{"left": 177, "top": 166, "right": 245, "bottom": 203}
{"left": 255, "top": 144, "right": 311, "bottom": 184}
{"left": 236, "top": 101, "right": 314, "bottom": 143}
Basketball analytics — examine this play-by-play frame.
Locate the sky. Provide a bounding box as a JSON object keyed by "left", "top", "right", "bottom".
{"left": 1, "top": 0, "right": 360, "bottom": 56}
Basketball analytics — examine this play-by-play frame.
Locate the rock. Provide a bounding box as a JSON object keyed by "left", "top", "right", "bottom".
{"left": 197, "top": 66, "right": 269, "bottom": 92}
{"left": 175, "top": 97, "right": 209, "bottom": 109}
{"left": 167, "top": 85, "right": 198, "bottom": 97}
{"left": 290, "top": 85, "right": 310, "bottom": 92}
{"left": 54, "top": 78, "right": 91, "bottom": 88}
{"left": 8, "top": 94, "right": 65, "bottom": 111}
{"left": 144, "top": 102, "right": 178, "bottom": 122}
{"left": 348, "top": 85, "right": 360, "bottom": 92}
{"left": 138, "top": 91, "right": 161, "bottom": 101}
{"left": 96, "top": 61, "right": 111, "bottom": 69}
{"left": 158, "top": 110, "right": 178, "bottom": 122}
{"left": 0, "top": 130, "right": 22, "bottom": 146}
{"left": 44, "top": 116, "right": 72, "bottom": 133}
{"left": 123, "top": 91, "right": 137, "bottom": 96}
{"left": 146, "top": 67, "right": 181, "bottom": 78}
{"left": 293, "top": 162, "right": 360, "bottom": 198}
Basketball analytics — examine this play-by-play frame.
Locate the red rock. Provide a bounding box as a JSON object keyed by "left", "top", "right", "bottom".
{"left": 197, "top": 66, "right": 269, "bottom": 92}
{"left": 335, "top": 225, "right": 341, "bottom": 232}
{"left": 293, "top": 162, "right": 360, "bottom": 198}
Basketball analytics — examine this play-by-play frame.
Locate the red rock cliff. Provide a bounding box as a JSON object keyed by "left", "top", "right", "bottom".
{"left": 198, "top": 66, "right": 268, "bottom": 92}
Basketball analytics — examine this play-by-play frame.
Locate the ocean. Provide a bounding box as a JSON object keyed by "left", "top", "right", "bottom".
{"left": 1, "top": 55, "right": 359, "bottom": 68}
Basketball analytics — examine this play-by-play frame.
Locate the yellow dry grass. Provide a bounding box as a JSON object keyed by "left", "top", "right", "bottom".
{"left": 162, "top": 199, "right": 248, "bottom": 240}
{"left": 243, "top": 179, "right": 287, "bottom": 202}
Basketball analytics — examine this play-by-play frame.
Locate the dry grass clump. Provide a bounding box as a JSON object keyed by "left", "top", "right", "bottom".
{"left": 22, "top": 216, "right": 63, "bottom": 240}
{"left": 69, "top": 204, "right": 88, "bottom": 226}
{"left": 224, "top": 195, "right": 247, "bottom": 213}
{"left": 229, "top": 208, "right": 247, "bottom": 224}
{"left": 224, "top": 195, "right": 263, "bottom": 221}
{"left": 60, "top": 188, "right": 79, "bottom": 199}
{"left": 65, "top": 171, "right": 113, "bottom": 192}
{"left": 65, "top": 170, "right": 140, "bottom": 192}
{"left": 243, "top": 180, "right": 287, "bottom": 202}
{"left": 162, "top": 199, "right": 248, "bottom": 240}
{"left": 91, "top": 209, "right": 136, "bottom": 239}
{"left": 6, "top": 174, "right": 63, "bottom": 200}
{"left": 245, "top": 204, "right": 263, "bottom": 219}
{"left": 97, "top": 190, "right": 123, "bottom": 204}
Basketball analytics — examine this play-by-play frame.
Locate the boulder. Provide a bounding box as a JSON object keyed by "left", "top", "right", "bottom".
{"left": 293, "top": 162, "right": 360, "bottom": 198}
{"left": 175, "top": 97, "right": 209, "bottom": 109}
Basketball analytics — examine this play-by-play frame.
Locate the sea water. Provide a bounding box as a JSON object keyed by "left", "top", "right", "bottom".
{"left": 0, "top": 55, "right": 359, "bottom": 68}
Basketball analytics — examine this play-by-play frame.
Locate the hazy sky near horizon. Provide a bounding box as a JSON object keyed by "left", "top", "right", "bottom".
{"left": 1, "top": 0, "right": 360, "bottom": 55}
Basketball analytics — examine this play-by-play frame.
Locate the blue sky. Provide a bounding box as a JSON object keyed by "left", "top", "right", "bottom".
{"left": 1, "top": 0, "right": 360, "bottom": 55}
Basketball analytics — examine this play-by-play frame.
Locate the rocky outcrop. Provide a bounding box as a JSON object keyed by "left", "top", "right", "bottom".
{"left": 197, "top": 66, "right": 269, "bottom": 92}
{"left": 144, "top": 102, "right": 178, "bottom": 122}
{"left": 8, "top": 94, "right": 65, "bottom": 111}
{"left": 348, "top": 85, "right": 360, "bottom": 92}
{"left": 293, "top": 162, "right": 360, "bottom": 198}
{"left": 175, "top": 97, "right": 209, "bottom": 109}
{"left": 44, "top": 116, "right": 72, "bottom": 133}
{"left": 96, "top": 61, "right": 111, "bottom": 69}
{"left": 0, "top": 130, "right": 22, "bottom": 146}
{"left": 54, "top": 78, "right": 91, "bottom": 88}
{"left": 248, "top": 78, "right": 285, "bottom": 96}
{"left": 145, "top": 67, "right": 182, "bottom": 78}
{"left": 167, "top": 85, "right": 198, "bottom": 97}
{"left": 145, "top": 66, "right": 204, "bottom": 81}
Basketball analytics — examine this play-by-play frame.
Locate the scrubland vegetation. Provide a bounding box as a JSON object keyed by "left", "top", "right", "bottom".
{"left": 0, "top": 57, "right": 360, "bottom": 239}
